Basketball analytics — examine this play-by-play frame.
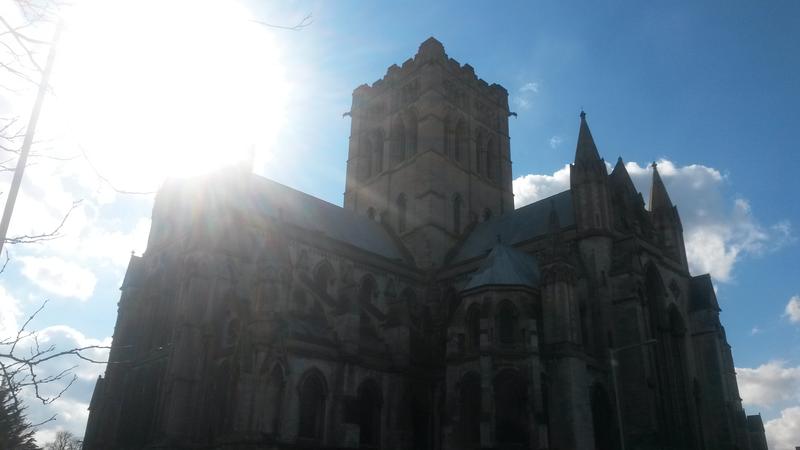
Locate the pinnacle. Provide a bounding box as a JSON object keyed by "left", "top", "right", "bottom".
{"left": 649, "top": 163, "right": 674, "bottom": 211}
{"left": 417, "top": 37, "right": 446, "bottom": 59}
{"left": 574, "top": 111, "right": 602, "bottom": 164}
{"left": 613, "top": 156, "right": 625, "bottom": 170}
{"left": 610, "top": 156, "right": 638, "bottom": 195}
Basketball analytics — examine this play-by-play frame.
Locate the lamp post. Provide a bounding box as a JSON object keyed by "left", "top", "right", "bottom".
{"left": 609, "top": 338, "right": 658, "bottom": 450}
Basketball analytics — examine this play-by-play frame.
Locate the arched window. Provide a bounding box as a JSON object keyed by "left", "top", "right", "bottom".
{"left": 455, "top": 119, "right": 467, "bottom": 163}
{"left": 482, "top": 208, "right": 492, "bottom": 221}
{"left": 367, "top": 207, "right": 376, "bottom": 220}
{"left": 591, "top": 384, "right": 617, "bottom": 450}
{"left": 298, "top": 371, "right": 326, "bottom": 440}
{"left": 372, "top": 129, "right": 384, "bottom": 174}
{"left": 487, "top": 136, "right": 498, "bottom": 181}
{"left": 645, "top": 264, "right": 666, "bottom": 336}
{"left": 453, "top": 194, "right": 462, "bottom": 234}
{"left": 313, "top": 261, "right": 334, "bottom": 295}
{"left": 494, "top": 371, "right": 528, "bottom": 445}
{"left": 358, "top": 276, "right": 377, "bottom": 304}
{"left": 400, "top": 287, "right": 416, "bottom": 305}
{"left": 443, "top": 117, "right": 453, "bottom": 156}
{"left": 358, "top": 277, "right": 379, "bottom": 340}
{"left": 224, "top": 317, "right": 240, "bottom": 347}
{"left": 263, "top": 366, "right": 285, "bottom": 434}
{"left": 465, "top": 304, "right": 480, "bottom": 351}
{"left": 358, "top": 380, "right": 382, "bottom": 447}
{"left": 391, "top": 118, "right": 406, "bottom": 166}
{"left": 496, "top": 301, "right": 517, "bottom": 345}
{"left": 459, "top": 372, "right": 481, "bottom": 448}
{"left": 358, "top": 134, "right": 373, "bottom": 180}
{"left": 397, "top": 194, "right": 407, "bottom": 233}
{"left": 358, "top": 275, "right": 378, "bottom": 339}
{"left": 475, "top": 131, "right": 485, "bottom": 175}
{"left": 405, "top": 110, "right": 418, "bottom": 156}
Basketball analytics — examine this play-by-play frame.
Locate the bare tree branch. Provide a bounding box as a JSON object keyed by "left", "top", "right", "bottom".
{"left": 0, "top": 16, "right": 43, "bottom": 72}
{"left": 252, "top": 12, "right": 313, "bottom": 31}
{"left": 1, "top": 300, "right": 111, "bottom": 407}
{"left": 3, "top": 199, "right": 82, "bottom": 245}
{"left": 78, "top": 144, "right": 156, "bottom": 195}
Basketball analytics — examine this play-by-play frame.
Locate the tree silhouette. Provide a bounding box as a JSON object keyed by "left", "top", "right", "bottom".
{"left": 0, "top": 376, "right": 39, "bottom": 450}
{"left": 44, "top": 430, "right": 81, "bottom": 450}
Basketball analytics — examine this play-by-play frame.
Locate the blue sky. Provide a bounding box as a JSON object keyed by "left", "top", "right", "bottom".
{"left": 0, "top": 0, "right": 798, "bottom": 447}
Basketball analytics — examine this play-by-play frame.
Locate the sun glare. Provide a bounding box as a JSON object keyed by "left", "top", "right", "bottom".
{"left": 49, "top": 0, "right": 290, "bottom": 189}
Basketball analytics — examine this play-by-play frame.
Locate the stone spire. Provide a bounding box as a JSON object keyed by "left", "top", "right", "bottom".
{"left": 649, "top": 162, "right": 673, "bottom": 212}
{"left": 574, "top": 111, "right": 602, "bottom": 164}
{"left": 610, "top": 156, "right": 637, "bottom": 195}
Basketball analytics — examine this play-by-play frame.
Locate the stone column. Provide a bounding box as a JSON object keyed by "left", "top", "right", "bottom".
{"left": 541, "top": 262, "right": 595, "bottom": 450}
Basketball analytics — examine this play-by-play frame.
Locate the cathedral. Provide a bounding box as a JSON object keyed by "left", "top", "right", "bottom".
{"left": 83, "top": 38, "right": 769, "bottom": 450}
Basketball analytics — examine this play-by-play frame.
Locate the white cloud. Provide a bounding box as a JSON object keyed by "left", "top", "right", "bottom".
{"left": 549, "top": 135, "right": 563, "bottom": 149}
{"left": 0, "top": 285, "right": 22, "bottom": 340}
{"left": 513, "top": 163, "right": 571, "bottom": 207}
{"left": 512, "top": 96, "right": 530, "bottom": 110}
{"left": 765, "top": 406, "right": 800, "bottom": 450}
{"left": 47, "top": 216, "right": 152, "bottom": 268}
{"left": 520, "top": 81, "right": 539, "bottom": 93}
{"left": 785, "top": 295, "right": 800, "bottom": 324}
{"left": 511, "top": 81, "right": 540, "bottom": 111}
{"left": 750, "top": 326, "right": 761, "bottom": 336}
{"left": 512, "top": 159, "right": 793, "bottom": 282}
{"left": 19, "top": 256, "right": 97, "bottom": 300}
{"left": 737, "top": 361, "right": 800, "bottom": 408}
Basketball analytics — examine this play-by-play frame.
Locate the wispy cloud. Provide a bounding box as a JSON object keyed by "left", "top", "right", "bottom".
{"left": 513, "top": 97, "right": 531, "bottom": 110}
{"left": 520, "top": 82, "right": 539, "bottom": 93}
{"left": 549, "top": 135, "right": 563, "bottom": 149}
{"left": 750, "top": 326, "right": 762, "bottom": 335}
{"left": 785, "top": 295, "right": 800, "bottom": 323}
{"left": 511, "top": 80, "right": 540, "bottom": 111}
{"left": 19, "top": 256, "right": 98, "bottom": 301}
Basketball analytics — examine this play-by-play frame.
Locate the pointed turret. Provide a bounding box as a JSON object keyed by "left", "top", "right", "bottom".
{"left": 610, "top": 157, "right": 638, "bottom": 195}
{"left": 648, "top": 162, "right": 688, "bottom": 268}
{"left": 570, "top": 111, "right": 613, "bottom": 233}
{"left": 609, "top": 156, "right": 651, "bottom": 235}
{"left": 649, "top": 162, "right": 673, "bottom": 212}
{"left": 574, "top": 111, "right": 602, "bottom": 164}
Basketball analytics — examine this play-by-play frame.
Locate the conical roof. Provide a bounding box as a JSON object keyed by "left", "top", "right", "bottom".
{"left": 574, "top": 111, "right": 602, "bottom": 164}
{"left": 462, "top": 244, "right": 540, "bottom": 292}
{"left": 610, "top": 157, "right": 638, "bottom": 194}
{"left": 649, "top": 163, "right": 674, "bottom": 211}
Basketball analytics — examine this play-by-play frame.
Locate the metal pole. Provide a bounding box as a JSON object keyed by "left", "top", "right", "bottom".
{"left": 609, "top": 339, "right": 658, "bottom": 450}
{"left": 0, "top": 21, "right": 62, "bottom": 256}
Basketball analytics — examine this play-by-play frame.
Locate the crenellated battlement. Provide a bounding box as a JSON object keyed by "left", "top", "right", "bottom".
{"left": 352, "top": 37, "right": 508, "bottom": 110}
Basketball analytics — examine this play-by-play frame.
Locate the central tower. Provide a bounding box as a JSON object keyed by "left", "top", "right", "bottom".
{"left": 343, "top": 38, "right": 513, "bottom": 268}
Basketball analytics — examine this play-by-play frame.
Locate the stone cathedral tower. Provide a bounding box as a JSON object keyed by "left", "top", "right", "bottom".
{"left": 344, "top": 38, "right": 513, "bottom": 268}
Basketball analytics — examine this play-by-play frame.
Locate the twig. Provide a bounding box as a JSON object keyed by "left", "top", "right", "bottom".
{"left": 78, "top": 144, "right": 156, "bottom": 195}
{"left": 3, "top": 199, "right": 82, "bottom": 245}
{"left": 252, "top": 12, "right": 312, "bottom": 31}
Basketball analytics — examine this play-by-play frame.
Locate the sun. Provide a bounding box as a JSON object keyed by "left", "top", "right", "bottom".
{"left": 48, "top": 0, "right": 291, "bottom": 189}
